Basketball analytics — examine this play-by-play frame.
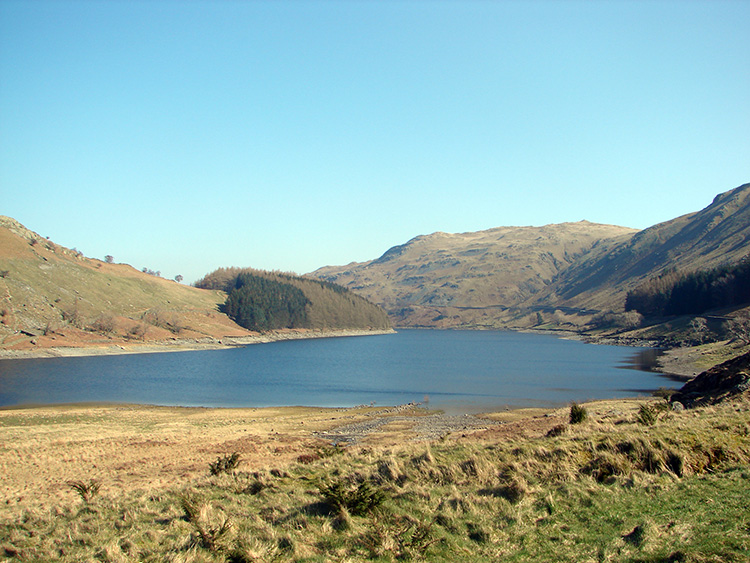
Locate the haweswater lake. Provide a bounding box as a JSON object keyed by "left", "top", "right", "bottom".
{"left": 0, "top": 329, "right": 679, "bottom": 414}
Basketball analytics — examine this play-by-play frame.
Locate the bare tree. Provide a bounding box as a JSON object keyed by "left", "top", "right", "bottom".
{"left": 90, "top": 313, "right": 116, "bottom": 335}
{"left": 724, "top": 313, "right": 750, "bottom": 345}
{"left": 689, "top": 317, "right": 709, "bottom": 344}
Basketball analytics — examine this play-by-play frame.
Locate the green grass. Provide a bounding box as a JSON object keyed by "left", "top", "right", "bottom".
{"left": 2, "top": 401, "right": 750, "bottom": 562}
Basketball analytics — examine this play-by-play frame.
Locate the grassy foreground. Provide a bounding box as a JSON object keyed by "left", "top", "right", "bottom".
{"left": 1, "top": 399, "right": 749, "bottom": 562}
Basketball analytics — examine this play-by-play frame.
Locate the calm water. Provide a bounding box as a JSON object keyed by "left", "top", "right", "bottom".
{"left": 0, "top": 330, "right": 677, "bottom": 414}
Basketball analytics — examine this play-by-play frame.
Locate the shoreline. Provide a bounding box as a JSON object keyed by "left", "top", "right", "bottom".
{"left": 2, "top": 323, "right": 723, "bottom": 380}
{"left": 0, "top": 328, "right": 395, "bottom": 361}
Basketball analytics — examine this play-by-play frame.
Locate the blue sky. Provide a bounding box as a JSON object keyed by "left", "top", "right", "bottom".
{"left": 1, "top": 0, "right": 748, "bottom": 283}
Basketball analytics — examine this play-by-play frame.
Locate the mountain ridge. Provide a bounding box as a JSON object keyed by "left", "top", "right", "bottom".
{"left": 312, "top": 183, "right": 750, "bottom": 330}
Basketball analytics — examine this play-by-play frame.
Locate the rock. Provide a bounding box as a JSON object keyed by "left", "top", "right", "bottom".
{"left": 670, "top": 351, "right": 750, "bottom": 408}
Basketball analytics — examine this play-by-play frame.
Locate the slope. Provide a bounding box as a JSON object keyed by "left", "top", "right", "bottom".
{"left": 0, "top": 217, "right": 392, "bottom": 355}
{"left": 0, "top": 216, "right": 251, "bottom": 352}
{"left": 313, "top": 221, "right": 636, "bottom": 328}
{"left": 547, "top": 182, "right": 750, "bottom": 311}
{"left": 312, "top": 183, "right": 750, "bottom": 330}
{"left": 194, "top": 267, "right": 392, "bottom": 331}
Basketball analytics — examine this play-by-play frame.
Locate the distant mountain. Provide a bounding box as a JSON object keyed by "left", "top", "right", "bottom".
{"left": 312, "top": 183, "right": 750, "bottom": 330}
{"left": 0, "top": 217, "right": 388, "bottom": 354}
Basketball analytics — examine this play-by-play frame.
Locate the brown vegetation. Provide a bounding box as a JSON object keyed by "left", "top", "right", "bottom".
{"left": 0, "top": 217, "right": 390, "bottom": 358}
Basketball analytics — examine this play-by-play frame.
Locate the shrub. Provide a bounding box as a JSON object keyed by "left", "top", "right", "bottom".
{"left": 317, "top": 444, "right": 345, "bottom": 458}
{"left": 61, "top": 300, "right": 84, "bottom": 328}
{"left": 90, "top": 313, "right": 116, "bottom": 335}
{"left": 181, "top": 495, "right": 234, "bottom": 553}
{"left": 143, "top": 309, "right": 183, "bottom": 334}
{"left": 209, "top": 453, "right": 241, "bottom": 476}
{"left": 569, "top": 403, "right": 588, "bottom": 424}
{"left": 128, "top": 322, "right": 147, "bottom": 340}
{"left": 362, "top": 514, "right": 439, "bottom": 560}
{"left": 296, "top": 453, "right": 319, "bottom": 464}
{"left": 725, "top": 313, "right": 750, "bottom": 345}
{"left": 318, "top": 478, "right": 386, "bottom": 516}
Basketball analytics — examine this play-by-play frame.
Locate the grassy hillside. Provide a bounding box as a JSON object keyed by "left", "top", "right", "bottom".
{"left": 195, "top": 267, "right": 391, "bottom": 332}
{"left": 0, "top": 216, "right": 252, "bottom": 352}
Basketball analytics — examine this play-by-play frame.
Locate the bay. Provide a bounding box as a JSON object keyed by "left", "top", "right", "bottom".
{"left": 0, "top": 330, "right": 677, "bottom": 414}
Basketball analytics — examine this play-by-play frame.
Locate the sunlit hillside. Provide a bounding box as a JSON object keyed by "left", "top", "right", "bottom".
{"left": 0, "top": 217, "right": 388, "bottom": 355}
{"left": 313, "top": 183, "right": 750, "bottom": 332}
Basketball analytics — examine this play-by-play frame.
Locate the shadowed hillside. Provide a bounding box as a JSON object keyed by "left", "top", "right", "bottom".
{"left": 546, "top": 183, "right": 750, "bottom": 311}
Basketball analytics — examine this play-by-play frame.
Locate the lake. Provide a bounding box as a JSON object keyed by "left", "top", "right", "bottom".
{"left": 0, "top": 330, "right": 677, "bottom": 414}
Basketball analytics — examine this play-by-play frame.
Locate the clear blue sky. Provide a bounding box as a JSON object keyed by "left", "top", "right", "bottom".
{"left": 2, "top": 1, "right": 748, "bottom": 283}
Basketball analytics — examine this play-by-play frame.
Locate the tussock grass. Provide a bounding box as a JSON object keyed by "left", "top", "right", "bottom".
{"left": 2, "top": 399, "right": 750, "bottom": 561}
{"left": 67, "top": 479, "right": 101, "bottom": 503}
{"left": 569, "top": 402, "right": 588, "bottom": 424}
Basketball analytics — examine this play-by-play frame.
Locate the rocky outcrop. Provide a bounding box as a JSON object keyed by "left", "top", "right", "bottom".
{"left": 670, "top": 351, "right": 750, "bottom": 408}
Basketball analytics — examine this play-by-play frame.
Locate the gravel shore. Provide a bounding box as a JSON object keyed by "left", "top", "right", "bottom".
{"left": 313, "top": 405, "right": 499, "bottom": 444}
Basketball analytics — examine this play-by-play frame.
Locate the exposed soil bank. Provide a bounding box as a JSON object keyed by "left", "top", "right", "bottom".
{"left": 0, "top": 328, "right": 395, "bottom": 361}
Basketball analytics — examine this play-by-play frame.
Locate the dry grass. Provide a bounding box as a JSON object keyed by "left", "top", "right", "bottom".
{"left": 1, "top": 397, "right": 749, "bottom": 561}
{"left": 0, "top": 403, "right": 398, "bottom": 512}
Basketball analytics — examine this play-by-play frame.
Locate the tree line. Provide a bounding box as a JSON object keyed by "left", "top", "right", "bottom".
{"left": 625, "top": 257, "right": 750, "bottom": 317}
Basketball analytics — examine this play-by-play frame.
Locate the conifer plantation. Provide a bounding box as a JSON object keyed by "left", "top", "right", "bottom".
{"left": 194, "top": 268, "right": 391, "bottom": 332}
{"left": 625, "top": 258, "right": 750, "bottom": 318}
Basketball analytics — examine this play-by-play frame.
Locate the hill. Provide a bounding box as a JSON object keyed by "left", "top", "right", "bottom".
{"left": 194, "top": 267, "right": 391, "bottom": 332}
{"left": 312, "top": 221, "right": 636, "bottom": 329}
{"left": 545, "top": 182, "right": 750, "bottom": 312}
{"left": 0, "top": 217, "right": 389, "bottom": 356}
{"left": 312, "top": 183, "right": 750, "bottom": 331}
